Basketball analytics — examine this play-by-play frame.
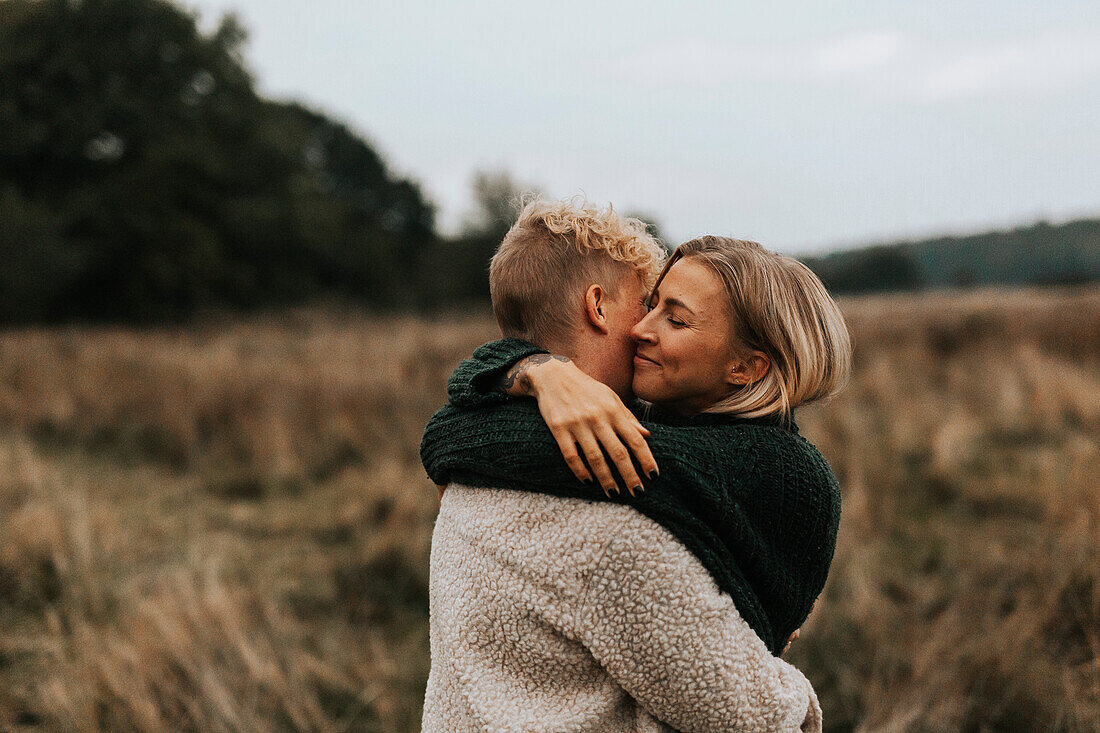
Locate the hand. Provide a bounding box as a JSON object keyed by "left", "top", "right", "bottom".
{"left": 782, "top": 600, "right": 815, "bottom": 656}
{"left": 782, "top": 627, "right": 800, "bottom": 657}
{"left": 525, "top": 357, "right": 659, "bottom": 496}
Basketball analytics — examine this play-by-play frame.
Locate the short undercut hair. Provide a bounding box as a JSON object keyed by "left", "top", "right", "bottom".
{"left": 489, "top": 197, "right": 665, "bottom": 348}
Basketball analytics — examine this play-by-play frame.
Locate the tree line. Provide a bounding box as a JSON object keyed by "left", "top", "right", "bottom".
{"left": 0, "top": 0, "right": 504, "bottom": 323}
{"left": 1, "top": 0, "right": 1095, "bottom": 324}
{"left": 802, "top": 219, "right": 1100, "bottom": 295}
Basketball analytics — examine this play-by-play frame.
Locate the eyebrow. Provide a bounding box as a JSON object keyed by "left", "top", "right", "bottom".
{"left": 662, "top": 296, "right": 696, "bottom": 316}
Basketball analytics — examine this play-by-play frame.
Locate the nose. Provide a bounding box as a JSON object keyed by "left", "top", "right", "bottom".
{"left": 631, "top": 308, "right": 658, "bottom": 344}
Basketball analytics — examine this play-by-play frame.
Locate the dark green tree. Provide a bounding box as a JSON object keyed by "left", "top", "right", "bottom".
{"left": 0, "top": 0, "right": 435, "bottom": 322}
{"left": 419, "top": 170, "right": 537, "bottom": 308}
{"left": 804, "top": 247, "right": 926, "bottom": 294}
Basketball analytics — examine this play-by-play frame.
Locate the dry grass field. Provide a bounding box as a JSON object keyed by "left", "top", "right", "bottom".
{"left": 1, "top": 287, "right": 1097, "bottom": 732}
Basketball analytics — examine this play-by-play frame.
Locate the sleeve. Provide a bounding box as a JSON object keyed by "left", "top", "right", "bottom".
{"left": 422, "top": 400, "right": 599, "bottom": 489}
{"left": 445, "top": 338, "right": 548, "bottom": 408}
{"left": 577, "top": 524, "right": 822, "bottom": 733}
{"left": 421, "top": 399, "right": 753, "bottom": 497}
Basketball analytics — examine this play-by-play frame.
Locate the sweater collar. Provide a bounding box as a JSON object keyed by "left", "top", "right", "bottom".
{"left": 637, "top": 402, "right": 799, "bottom": 433}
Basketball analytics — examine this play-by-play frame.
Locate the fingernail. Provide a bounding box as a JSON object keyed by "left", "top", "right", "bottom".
{"left": 647, "top": 469, "right": 658, "bottom": 479}
{"left": 632, "top": 485, "right": 642, "bottom": 496}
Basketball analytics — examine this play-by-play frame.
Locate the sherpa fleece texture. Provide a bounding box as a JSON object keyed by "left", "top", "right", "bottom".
{"left": 422, "top": 486, "right": 822, "bottom": 732}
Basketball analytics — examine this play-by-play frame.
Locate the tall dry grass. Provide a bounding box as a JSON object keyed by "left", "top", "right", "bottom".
{"left": 793, "top": 288, "right": 1100, "bottom": 732}
{"left": 0, "top": 311, "right": 498, "bottom": 731}
{"left": 0, "top": 289, "right": 1097, "bottom": 731}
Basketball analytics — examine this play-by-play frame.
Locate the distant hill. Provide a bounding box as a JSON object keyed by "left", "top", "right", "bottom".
{"left": 802, "top": 218, "right": 1100, "bottom": 294}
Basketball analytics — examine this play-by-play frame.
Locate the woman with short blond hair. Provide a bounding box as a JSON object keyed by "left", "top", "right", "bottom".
{"left": 644, "top": 235, "right": 851, "bottom": 419}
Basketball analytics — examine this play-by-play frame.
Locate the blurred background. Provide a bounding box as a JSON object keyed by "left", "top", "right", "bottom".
{"left": 0, "top": 1, "right": 1097, "bottom": 730}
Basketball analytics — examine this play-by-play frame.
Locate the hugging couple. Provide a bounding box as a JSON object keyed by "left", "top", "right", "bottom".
{"left": 419, "top": 197, "right": 851, "bottom": 732}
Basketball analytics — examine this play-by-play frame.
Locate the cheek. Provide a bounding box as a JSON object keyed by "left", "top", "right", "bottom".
{"left": 661, "top": 332, "right": 686, "bottom": 367}
{"left": 701, "top": 344, "right": 734, "bottom": 383}
{"left": 665, "top": 334, "right": 715, "bottom": 381}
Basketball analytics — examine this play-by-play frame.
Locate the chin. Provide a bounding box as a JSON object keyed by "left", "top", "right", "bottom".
{"left": 631, "top": 377, "right": 663, "bottom": 404}
{"left": 611, "top": 379, "right": 635, "bottom": 401}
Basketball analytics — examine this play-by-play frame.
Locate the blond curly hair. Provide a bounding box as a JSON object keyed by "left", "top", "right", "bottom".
{"left": 490, "top": 197, "right": 665, "bottom": 348}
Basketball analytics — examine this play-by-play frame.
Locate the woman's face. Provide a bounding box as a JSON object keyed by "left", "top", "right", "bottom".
{"left": 630, "top": 257, "right": 740, "bottom": 413}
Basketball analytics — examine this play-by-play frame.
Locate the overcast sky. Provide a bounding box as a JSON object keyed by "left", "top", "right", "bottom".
{"left": 186, "top": 0, "right": 1100, "bottom": 254}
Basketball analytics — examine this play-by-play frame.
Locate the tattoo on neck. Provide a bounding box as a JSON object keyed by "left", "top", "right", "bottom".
{"left": 500, "top": 353, "right": 571, "bottom": 392}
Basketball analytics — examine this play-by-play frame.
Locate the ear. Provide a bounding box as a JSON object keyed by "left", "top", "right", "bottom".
{"left": 583, "top": 284, "right": 611, "bottom": 335}
{"left": 729, "top": 350, "right": 770, "bottom": 386}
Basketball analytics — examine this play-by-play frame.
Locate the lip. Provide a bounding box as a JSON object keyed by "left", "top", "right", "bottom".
{"left": 633, "top": 353, "right": 660, "bottom": 367}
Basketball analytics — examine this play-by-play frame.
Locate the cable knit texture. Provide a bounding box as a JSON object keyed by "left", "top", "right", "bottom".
{"left": 423, "top": 486, "right": 822, "bottom": 732}
{"left": 444, "top": 337, "right": 549, "bottom": 408}
{"left": 420, "top": 338, "right": 842, "bottom": 657}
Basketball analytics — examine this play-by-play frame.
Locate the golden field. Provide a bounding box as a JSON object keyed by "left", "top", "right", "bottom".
{"left": 1, "top": 287, "right": 1097, "bottom": 732}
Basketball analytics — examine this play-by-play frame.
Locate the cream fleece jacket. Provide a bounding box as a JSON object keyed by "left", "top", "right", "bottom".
{"left": 423, "top": 486, "right": 822, "bottom": 733}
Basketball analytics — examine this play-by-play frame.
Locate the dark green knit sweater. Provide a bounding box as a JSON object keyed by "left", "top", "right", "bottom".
{"left": 420, "top": 338, "right": 841, "bottom": 656}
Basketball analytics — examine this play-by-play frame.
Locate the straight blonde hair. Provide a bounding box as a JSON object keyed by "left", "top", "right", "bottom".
{"left": 490, "top": 197, "right": 665, "bottom": 348}
{"left": 653, "top": 236, "right": 852, "bottom": 419}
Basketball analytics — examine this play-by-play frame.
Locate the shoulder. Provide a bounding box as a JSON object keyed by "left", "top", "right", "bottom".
{"left": 438, "top": 485, "right": 691, "bottom": 571}
{"left": 440, "top": 484, "right": 631, "bottom": 539}
{"left": 737, "top": 427, "right": 842, "bottom": 555}
{"left": 744, "top": 425, "right": 838, "bottom": 488}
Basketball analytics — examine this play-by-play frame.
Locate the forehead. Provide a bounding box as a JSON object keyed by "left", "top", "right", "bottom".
{"left": 656, "top": 257, "right": 725, "bottom": 309}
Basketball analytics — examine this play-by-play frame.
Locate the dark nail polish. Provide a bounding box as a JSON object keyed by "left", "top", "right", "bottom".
{"left": 633, "top": 485, "right": 643, "bottom": 494}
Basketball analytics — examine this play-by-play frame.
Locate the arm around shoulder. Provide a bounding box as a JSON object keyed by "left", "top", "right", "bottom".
{"left": 446, "top": 338, "right": 549, "bottom": 407}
